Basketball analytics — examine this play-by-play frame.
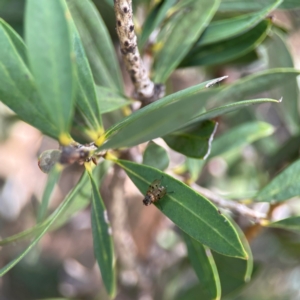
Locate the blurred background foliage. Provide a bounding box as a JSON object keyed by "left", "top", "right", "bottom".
{"left": 0, "top": 0, "right": 300, "bottom": 299}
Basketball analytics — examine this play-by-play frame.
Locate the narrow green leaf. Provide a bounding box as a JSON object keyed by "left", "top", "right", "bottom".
{"left": 143, "top": 141, "right": 169, "bottom": 171}
{"left": 0, "top": 0, "right": 8, "bottom": 9}
{"left": 220, "top": 68, "right": 300, "bottom": 103}
{"left": 187, "top": 98, "right": 281, "bottom": 128}
{"left": 198, "top": 0, "right": 282, "bottom": 47}
{"left": 101, "top": 93, "right": 279, "bottom": 151}
{"left": 210, "top": 217, "right": 253, "bottom": 298}
{"left": 213, "top": 252, "right": 249, "bottom": 298}
{"left": 175, "top": 284, "right": 219, "bottom": 300}
{"left": 182, "top": 20, "right": 271, "bottom": 67}
{"left": 25, "top": 0, "right": 75, "bottom": 139}
{"left": 0, "top": 21, "right": 59, "bottom": 139}
{"left": 265, "top": 133, "right": 300, "bottom": 172}
{"left": 278, "top": 0, "right": 300, "bottom": 9}
{"left": 0, "top": 18, "right": 28, "bottom": 65}
{"left": 0, "top": 161, "right": 111, "bottom": 246}
{"left": 210, "top": 121, "right": 274, "bottom": 158}
{"left": 96, "top": 85, "right": 133, "bottom": 114}
{"left": 153, "top": 0, "right": 221, "bottom": 82}
{"left": 219, "top": 0, "right": 300, "bottom": 11}
{"left": 0, "top": 171, "right": 88, "bottom": 276}
{"left": 37, "top": 164, "right": 63, "bottom": 223}
{"left": 256, "top": 159, "right": 300, "bottom": 202}
{"left": 228, "top": 217, "right": 253, "bottom": 282}
{"left": 115, "top": 159, "right": 247, "bottom": 258}
{"left": 67, "top": 0, "right": 123, "bottom": 92}
{"left": 164, "top": 120, "right": 218, "bottom": 159}
{"left": 104, "top": 0, "right": 114, "bottom": 8}
{"left": 100, "top": 89, "right": 219, "bottom": 150}
{"left": 104, "top": 76, "right": 227, "bottom": 139}
{"left": 139, "top": 0, "right": 177, "bottom": 49}
{"left": 185, "top": 158, "right": 205, "bottom": 183}
{"left": 70, "top": 18, "right": 103, "bottom": 139}
{"left": 87, "top": 168, "right": 116, "bottom": 297}
{"left": 264, "top": 30, "right": 300, "bottom": 133}
{"left": 183, "top": 233, "right": 221, "bottom": 300}
{"left": 53, "top": 161, "right": 111, "bottom": 230}
{"left": 267, "top": 216, "right": 300, "bottom": 231}
{"left": 219, "top": 0, "right": 279, "bottom": 12}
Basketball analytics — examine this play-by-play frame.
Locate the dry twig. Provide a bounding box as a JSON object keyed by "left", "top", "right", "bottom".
{"left": 191, "top": 183, "right": 267, "bottom": 222}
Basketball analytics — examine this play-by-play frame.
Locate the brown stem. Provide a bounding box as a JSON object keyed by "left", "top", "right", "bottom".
{"left": 191, "top": 183, "right": 267, "bottom": 222}
{"left": 114, "top": 0, "right": 165, "bottom": 103}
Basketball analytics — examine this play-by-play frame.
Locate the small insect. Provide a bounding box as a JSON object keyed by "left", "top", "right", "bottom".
{"left": 143, "top": 177, "right": 169, "bottom": 206}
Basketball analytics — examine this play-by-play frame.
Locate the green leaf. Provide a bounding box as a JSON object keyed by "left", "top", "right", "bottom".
{"left": 53, "top": 161, "right": 111, "bottom": 230}
{"left": 67, "top": 0, "right": 123, "bottom": 92}
{"left": 213, "top": 252, "right": 250, "bottom": 298}
{"left": 183, "top": 233, "right": 221, "bottom": 300}
{"left": 0, "top": 18, "right": 28, "bottom": 65}
{"left": 220, "top": 68, "right": 300, "bottom": 103}
{"left": 164, "top": 120, "right": 218, "bottom": 159}
{"left": 210, "top": 121, "right": 274, "bottom": 158}
{"left": 185, "top": 158, "right": 205, "bottom": 183}
{"left": 278, "top": 0, "right": 300, "bottom": 9}
{"left": 267, "top": 216, "right": 300, "bottom": 231}
{"left": 264, "top": 30, "right": 300, "bottom": 134}
{"left": 218, "top": 0, "right": 282, "bottom": 12}
{"left": 228, "top": 216, "right": 253, "bottom": 282}
{"left": 265, "top": 133, "right": 300, "bottom": 172}
{"left": 175, "top": 284, "right": 220, "bottom": 300}
{"left": 115, "top": 159, "right": 247, "bottom": 258}
{"left": 37, "top": 164, "right": 63, "bottom": 223}
{"left": 196, "top": 0, "right": 282, "bottom": 47}
{"left": 0, "top": 20, "right": 59, "bottom": 139}
{"left": 100, "top": 89, "right": 216, "bottom": 150}
{"left": 139, "top": 0, "right": 177, "bottom": 49}
{"left": 25, "top": 0, "right": 75, "bottom": 140}
{"left": 180, "top": 216, "right": 253, "bottom": 299}
{"left": 96, "top": 85, "right": 133, "bottom": 114}
{"left": 104, "top": 76, "right": 227, "bottom": 139}
{"left": 101, "top": 89, "right": 222, "bottom": 150}
{"left": 256, "top": 159, "right": 300, "bottom": 202}
{"left": 0, "top": 171, "right": 88, "bottom": 276}
{"left": 182, "top": 20, "right": 271, "bottom": 67}
{"left": 70, "top": 17, "right": 103, "bottom": 139}
{"left": 153, "top": 0, "right": 221, "bottom": 82}
{"left": 143, "top": 141, "right": 169, "bottom": 171}
{"left": 0, "top": 0, "right": 8, "bottom": 9}
{"left": 87, "top": 168, "right": 116, "bottom": 297}
{"left": 0, "top": 161, "right": 111, "bottom": 247}
{"left": 211, "top": 217, "right": 253, "bottom": 297}
{"left": 187, "top": 98, "right": 281, "bottom": 128}
{"left": 104, "top": 0, "right": 113, "bottom": 7}
{"left": 198, "top": 0, "right": 282, "bottom": 47}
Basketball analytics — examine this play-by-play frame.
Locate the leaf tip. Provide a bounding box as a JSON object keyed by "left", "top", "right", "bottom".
{"left": 205, "top": 76, "right": 228, "bottom": 88}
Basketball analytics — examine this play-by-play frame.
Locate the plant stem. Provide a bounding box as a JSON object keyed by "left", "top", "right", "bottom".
{"left": 191, "top": 183, "right": 267, "bottom": 222}
{"left": 114, "top": 0, "right": 165, "bottom": 103}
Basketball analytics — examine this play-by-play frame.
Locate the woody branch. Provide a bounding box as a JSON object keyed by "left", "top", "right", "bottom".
{"left": 114, "top": 0, "right": 165, "bottom": 103}
{"left": 191, "top": 183, "right": 267, "bottom": 222}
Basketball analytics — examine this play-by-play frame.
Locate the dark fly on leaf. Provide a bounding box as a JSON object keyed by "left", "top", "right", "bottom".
{"left": 143, "top": 177, "right": 173, "bottom": 207}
